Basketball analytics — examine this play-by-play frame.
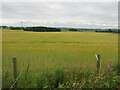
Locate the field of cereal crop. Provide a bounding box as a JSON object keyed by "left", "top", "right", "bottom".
{"left": 2, "top": 29, "right": 118, "bottom": 73}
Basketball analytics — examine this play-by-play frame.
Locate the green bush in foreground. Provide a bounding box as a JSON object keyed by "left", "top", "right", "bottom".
{"left": 2, "top": 64, "right": 120, "bottom": 88}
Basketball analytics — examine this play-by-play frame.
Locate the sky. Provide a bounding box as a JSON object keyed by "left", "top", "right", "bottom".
{"left": 1, "top": 2, "right": 118, "bottom": 29}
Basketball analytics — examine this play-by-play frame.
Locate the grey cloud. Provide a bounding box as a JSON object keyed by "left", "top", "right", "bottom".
{"left": 1, "top": 2, "right": 118, "bottom": 28}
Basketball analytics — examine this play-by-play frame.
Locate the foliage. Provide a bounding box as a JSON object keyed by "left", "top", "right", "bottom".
{"left": 10, "top": 26, "right": 61, "bottom": 32}
{"left": 95, "top": 29, "right": 120, "bottom": 33}
{"left": 2, "top": 65, "right": 119, "bottom": 88}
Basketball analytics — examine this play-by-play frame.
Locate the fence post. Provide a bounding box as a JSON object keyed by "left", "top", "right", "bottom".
{"left": 12, "top": 56, "right": 17, "bottom": 89}
{"left": 95, "top": 54, "right": 101, "bottom": 73}
{"left": 118, "top": 52, "right": 120, "bottom": 74}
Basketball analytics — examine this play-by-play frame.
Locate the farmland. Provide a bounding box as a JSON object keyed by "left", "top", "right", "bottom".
{"left": 2, "top": 29, "right": 119, "bottom": 88}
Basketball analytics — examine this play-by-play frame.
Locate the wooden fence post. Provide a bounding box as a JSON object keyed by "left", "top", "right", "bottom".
{"left": 12, "top": 56, "right": 17, "bottom": 89}
{"left": 95, "top": 54, "right": 101, "bottom": 73}
{"left": 118, "top": 52, "right": 120, "bottom": 74}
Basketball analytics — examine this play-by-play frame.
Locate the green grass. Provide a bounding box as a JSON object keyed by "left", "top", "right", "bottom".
{"left": 3, "top": 29, "right": 118, "bottom": 73}
{"left": 2, "top": 29, "right": 119, "bottom": 88}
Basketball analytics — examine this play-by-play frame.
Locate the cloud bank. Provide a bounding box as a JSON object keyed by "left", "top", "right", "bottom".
{"left": 1, "top": 2, "right": 118, "bottom": 29}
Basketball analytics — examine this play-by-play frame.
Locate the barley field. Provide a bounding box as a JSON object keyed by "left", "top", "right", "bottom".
{"left": 2, "top": 29, "right": 119, "bottom": 88}
{"left": 2, "top": 29, "right": 118, "bottom": 73}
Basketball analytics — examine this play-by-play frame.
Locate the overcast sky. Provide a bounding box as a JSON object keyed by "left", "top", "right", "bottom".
{"left": 1, "top": 2, "right": 118, "bottom": 29}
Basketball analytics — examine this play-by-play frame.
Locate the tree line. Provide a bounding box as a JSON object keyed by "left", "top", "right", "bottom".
{"left": 10, "top": 27, "right": 22, "bottom": 30}
{"left": 5, "top": 26, "right": 120, "bottom": 33}
{"left": 24, "top": 26, "right": 61, "bottom": 32}
{"left": 95, "top": 29, "right": 120, "bottom": 33}
{"left": 9, "top": 26, "right": 61, "bottom": 32}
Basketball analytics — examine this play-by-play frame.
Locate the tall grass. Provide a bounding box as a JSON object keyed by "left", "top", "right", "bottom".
{"left": 2, "top": 29, "right": 118, "bottom": 72}
{"left": 2, "top": 29, "right": 119, "bottom": 88}
{"left": 2, "top": 64, "right": 119, "bottom": 88}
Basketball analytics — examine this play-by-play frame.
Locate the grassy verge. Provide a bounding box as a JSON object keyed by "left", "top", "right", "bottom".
{"left": 2, "top": 64, "right": 120, "bottom": 88}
